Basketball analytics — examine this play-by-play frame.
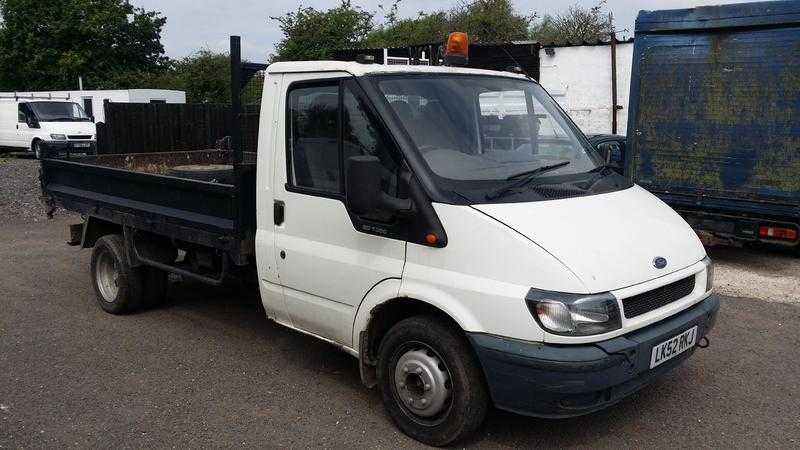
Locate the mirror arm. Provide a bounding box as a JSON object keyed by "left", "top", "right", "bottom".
{"left": 380, "top": 193, "right": 413, "bottom": 213}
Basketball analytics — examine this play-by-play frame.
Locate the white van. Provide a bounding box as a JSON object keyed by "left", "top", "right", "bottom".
{"left": 0, "top": 95, "right": 96, "bottom": 158}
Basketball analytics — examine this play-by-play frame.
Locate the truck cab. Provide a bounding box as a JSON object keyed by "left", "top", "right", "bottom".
{"left": 41, "top": 42, "right": 718, "bottom": 446}
{"left": 0, "top": 97, "right": 96, "bottom": 158}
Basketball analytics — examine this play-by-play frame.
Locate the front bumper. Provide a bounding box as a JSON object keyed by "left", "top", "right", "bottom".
{"left": 468, "top": 294, "right": 720, "bottom": 418}
{"left": 42, "top": 140, "right": 96, "bottom": 156}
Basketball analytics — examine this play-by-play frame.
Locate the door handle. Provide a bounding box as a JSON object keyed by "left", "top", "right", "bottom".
{"left": 274, "top": 200, "right": 285, "bottom": 225}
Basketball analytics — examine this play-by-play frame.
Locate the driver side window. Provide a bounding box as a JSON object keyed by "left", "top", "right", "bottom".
{"left": 18, "top": 103, "right": 30, "bottom": 123}
{"left": 286, "top": 80, "right": 401, "bottom": 205}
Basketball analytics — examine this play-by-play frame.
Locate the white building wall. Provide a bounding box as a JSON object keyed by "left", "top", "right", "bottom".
{"left": 538, "top": 42, "right": 633, "bottom": 136}
{"left": 127, "top": 89, "right": 187, "bottom": 104}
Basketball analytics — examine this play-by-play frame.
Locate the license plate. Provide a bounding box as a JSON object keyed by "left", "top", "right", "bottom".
{"left": 650, "top": 325, "right": 698, "bottom": 368}
{"left": 73, "top": 142, "right": 91, "bottom": 148}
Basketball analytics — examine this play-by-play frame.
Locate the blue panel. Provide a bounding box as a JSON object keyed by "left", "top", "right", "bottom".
{"left": 636, "top": 1, "right": 800, "bottom": 33}
{"left": 628, "top": 1, "right": 800, "bottom": 215}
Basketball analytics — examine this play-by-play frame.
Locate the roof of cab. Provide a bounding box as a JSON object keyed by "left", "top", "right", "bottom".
{"left": 265, "top": 60, "right": 530, "bottom": 80}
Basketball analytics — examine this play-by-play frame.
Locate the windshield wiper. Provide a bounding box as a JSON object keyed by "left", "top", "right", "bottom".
{"left": 485, "top": 161, "right": 571, "bottom": 200}
{"left": 579, "top": 164, "right": 615, "bottom": 190}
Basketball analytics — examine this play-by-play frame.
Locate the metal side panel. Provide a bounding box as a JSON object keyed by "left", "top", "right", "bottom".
{"left": 628, "top": 19, "right": 800, "bottom": 209}
{"left": 41, "top": 158, "right": 239, "bottom": 234}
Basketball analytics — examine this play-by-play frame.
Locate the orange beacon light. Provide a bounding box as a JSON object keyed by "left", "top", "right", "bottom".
{"left": 444, "top": 32, "right": 469, "bottom": 66}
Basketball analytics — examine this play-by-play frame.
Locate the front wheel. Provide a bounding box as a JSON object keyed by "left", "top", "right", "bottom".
{"left": 32, "top": 140, "right": 43, "bottom": 159}
{"left": 377, "top": 315, "right": 489, "bottom": 446}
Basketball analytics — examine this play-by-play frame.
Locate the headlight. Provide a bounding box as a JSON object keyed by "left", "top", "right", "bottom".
{"left": 702, "top": 256, "right": 714, "bottom": 292}
{"left": 50, "top": 134, "right": 66, "bottom": 141}
{"left": 526, "top": 289, "right": 621, "bottom": 336}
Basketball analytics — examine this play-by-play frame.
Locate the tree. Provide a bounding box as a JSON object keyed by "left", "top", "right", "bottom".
{"left": 448, "top": 0, "right": 531, "bottom": 43}
{"left": 0, "top": 0, "right": 167, "bottom": 90}
{"left": 270, "top": 0, "right": 374, "bottom": 61}
{"left": 529, "top": 1, "right": 614, "bottom": 45}
{"left": 366, "top": 12, "right": 449, "bottom": 48}
{"left": 151, "top": 50, "right": 231, "bottom": 104}
{"left": 367, "top": 0, "right": 531, "bottom": 48}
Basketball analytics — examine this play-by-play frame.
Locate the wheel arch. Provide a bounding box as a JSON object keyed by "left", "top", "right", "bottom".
{"left": 81, "top": 216, "right": 123, "bottom": 249}
{"left": 353, "top": 279, "right": 482, "bottom": 387}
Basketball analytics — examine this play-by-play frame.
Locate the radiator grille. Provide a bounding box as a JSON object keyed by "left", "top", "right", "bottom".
{"left": 622, "top": 276, "right": 696, "bottom": 319}
{"left": 67, "top": 135, "right": 92, "bottom": 140}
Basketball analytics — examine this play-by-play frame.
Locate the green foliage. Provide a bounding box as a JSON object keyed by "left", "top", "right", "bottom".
{"left": 530, "top": 1, "right": 614, "bottom": 45}
{"left": 271, "top": 0, "right": 374, "bottom": 61}
{"left": 0, "top": 0, "right": 167, "bottom": 90}
{"left": 367, "top": 0, "right": 531, "bottom": 47}
{"left": 448, "top": 0, "right": 531, "bottom": 43}
{"left": 150, "top": 50, "right": 231, "bottom": 104}
{"left": 366, "top": 12, "right": 449, "bottom": 48}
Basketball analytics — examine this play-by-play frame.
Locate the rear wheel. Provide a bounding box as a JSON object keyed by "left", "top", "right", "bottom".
{"left": 377, "top": 315, "right": 489, "bottom": 446}
{"left": 90, "top": 235, "right": 146, "bottom": 314}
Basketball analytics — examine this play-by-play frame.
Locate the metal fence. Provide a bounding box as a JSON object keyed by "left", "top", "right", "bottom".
{"left": 96, "top": 102, "right": 232, "bottom": 154}
{"left": 96, "top": 37, "right": 266, "bottom": 156}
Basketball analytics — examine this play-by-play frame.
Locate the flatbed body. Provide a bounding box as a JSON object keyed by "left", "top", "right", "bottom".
{"left": 40, "top": 150, "right": 256, "bottom": 264}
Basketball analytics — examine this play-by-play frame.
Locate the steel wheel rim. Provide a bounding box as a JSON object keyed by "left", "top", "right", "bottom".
{"left": 391, "top": 341, "right": 453, "bottom": 426}
{"left": 34, "top": 142, "right": 41, "bottom": 159}
{"left": 95, "top": 251, "right": 119, "bottom": 302}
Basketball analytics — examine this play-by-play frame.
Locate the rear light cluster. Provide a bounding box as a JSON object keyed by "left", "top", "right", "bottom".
{"left": 758, "top": 226, "right": 798, "bottom": 242}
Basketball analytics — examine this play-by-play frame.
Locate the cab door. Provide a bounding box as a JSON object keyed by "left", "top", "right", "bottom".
{"left": 272, "top": 74, "right": 406, "bottom": 347}
{"left": 16, "top": 103, "right": 35, "bottom": 148}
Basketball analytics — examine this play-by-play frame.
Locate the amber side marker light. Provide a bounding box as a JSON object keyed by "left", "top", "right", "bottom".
{"left": 425, "top": 233, "right": 439, "bottom": 245}
{"left": 444, "top": 32, "right": 469, "bottom": 66}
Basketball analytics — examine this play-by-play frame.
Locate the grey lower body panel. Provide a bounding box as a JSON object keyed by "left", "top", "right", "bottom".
{"left": 468, "top": 294, "right": 720, "bottom": 418}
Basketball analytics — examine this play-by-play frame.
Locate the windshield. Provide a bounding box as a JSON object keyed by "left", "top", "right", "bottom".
{"left": 29, "top": 102, "right": 91, "bottom": 122}
{"left": 372, "top": 75, "right": 627, "bottom": 203}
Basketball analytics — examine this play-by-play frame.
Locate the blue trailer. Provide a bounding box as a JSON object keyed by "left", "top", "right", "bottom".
{"left": 626, "top": 1, "right": 800, "bottom": 248}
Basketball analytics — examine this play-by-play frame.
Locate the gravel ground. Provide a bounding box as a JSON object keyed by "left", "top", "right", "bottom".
{"left": 0, "top": 155, "right": 74, "bottom": 225}
{"left": 1, "top": 218, "right": 799, "bottom": 448}
{"left": 709, "top": 244, "right": 800, "bottom": 304}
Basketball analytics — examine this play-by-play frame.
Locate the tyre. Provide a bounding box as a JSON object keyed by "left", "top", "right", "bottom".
{"left": 32, "top": 140, "right": 43, "bottom": 159}
{"left": 377, "top": 315, "right": 489, "bottom": 447}
{"left": 90, "top": 234, "right": 146, "bottom": 314}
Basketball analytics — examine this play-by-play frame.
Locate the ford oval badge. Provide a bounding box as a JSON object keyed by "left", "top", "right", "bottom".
{"left": 653, "top": 257, "right": 668, "bottom": 269}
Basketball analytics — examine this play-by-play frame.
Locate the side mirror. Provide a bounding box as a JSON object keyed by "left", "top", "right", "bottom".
{"left": 26, "top": 116, "right": 39, "bottom": 129}
{"left": 345, "top": 155, "right": 412, "bottom": 216}
{"left": 595, "top": 143, "right": 611, "bottom": 162}
{"left": 346, "top": 156, "right": 382, "bottom": 215}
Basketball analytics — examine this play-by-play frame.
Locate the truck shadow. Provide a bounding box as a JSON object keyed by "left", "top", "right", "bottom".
{"left": 160, "top": 278, "right": 676, "bottom": 447}
{"left": 162, "top": 279, "right": 366, "bottom": 391}
{"left": 0, "top": 151, "right": 35, "bottom": 159}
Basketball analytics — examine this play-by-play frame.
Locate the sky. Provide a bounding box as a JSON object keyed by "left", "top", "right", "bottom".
{"left": 131, "top": 0, "right": 758, "bottom": 61}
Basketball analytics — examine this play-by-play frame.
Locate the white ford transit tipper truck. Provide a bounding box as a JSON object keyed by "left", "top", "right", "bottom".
{"left": 40, "top": 37, "right": 719, "bottom": 446}
{"left": 0, "top": 95, "right": 96, "bottom": 158}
